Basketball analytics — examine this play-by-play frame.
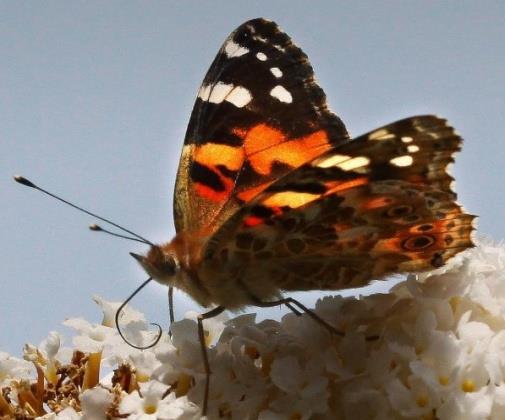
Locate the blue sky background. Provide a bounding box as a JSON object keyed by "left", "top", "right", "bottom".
{"left": 2, "top": 1, "right": 504, "bottom": 355}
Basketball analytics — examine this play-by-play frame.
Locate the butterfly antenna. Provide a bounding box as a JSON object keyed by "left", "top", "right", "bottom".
{"left": 115, "top": 276, "right": 163, "bottom": 349}
{"left": 14, "top": 175, "right": 154, "bottom": 246}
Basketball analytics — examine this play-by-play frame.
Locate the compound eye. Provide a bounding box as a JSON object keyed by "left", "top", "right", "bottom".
{"left": 160, "top": 256, "right": 177, "bottom": 276}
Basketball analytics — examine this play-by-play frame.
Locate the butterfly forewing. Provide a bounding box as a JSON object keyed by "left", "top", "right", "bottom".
{"left": 174, "top": 18, "right": 349, "bottom": 235}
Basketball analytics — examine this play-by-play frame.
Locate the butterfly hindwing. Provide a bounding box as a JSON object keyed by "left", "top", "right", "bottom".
{"left": 200, "top": 116, "right": 475, "bottom": 298}
{"left": 174, "top": 18, "right": 349, "bottom": 234}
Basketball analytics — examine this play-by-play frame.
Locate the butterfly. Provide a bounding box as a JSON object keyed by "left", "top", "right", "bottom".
{"left": 129, "top": 18, "right": 474, "bottom": 413}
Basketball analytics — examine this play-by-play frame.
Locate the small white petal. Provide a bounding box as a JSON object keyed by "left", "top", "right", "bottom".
{"left": 81, "top": 388, "right": 113, "bottom": 420}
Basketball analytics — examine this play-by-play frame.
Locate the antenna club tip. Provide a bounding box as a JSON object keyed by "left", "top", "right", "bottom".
{"left": 13, "top": 175, "right": 36, "bottom": 188}
{"left": 89, "top": 223, "right": 102, "bottom": 231}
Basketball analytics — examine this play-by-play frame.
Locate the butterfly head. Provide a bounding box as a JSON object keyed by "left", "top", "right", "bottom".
{"left": 130, "top": 246, "right": 179, "bottom": 286}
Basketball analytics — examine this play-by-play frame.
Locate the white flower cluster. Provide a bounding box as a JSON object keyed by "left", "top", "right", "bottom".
{"left": 2, "top": 240, "right": 505, "bottom": 419}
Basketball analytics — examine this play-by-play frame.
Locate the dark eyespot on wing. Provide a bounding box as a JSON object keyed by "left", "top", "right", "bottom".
{"left": 402, "top": 235, "right": 436, "bottom": 250}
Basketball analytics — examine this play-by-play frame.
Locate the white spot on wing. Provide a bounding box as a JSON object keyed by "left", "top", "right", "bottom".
{"left": 270, "top": 67, "right": 282, "bottom": 78}
{"left": 256, "top": 52, "right": 267, "bottom": 61}
{"left": 390, "top": 155, "right": 413, "bottom": 167}
{"left": 368, "top": 129, "right": 395, "bottom": 141}
{"left": 254, "top": 35, "right": 268, "bottom": 43}
{"left": 226, "top": 86, "right": 252, "bottom": 108}
{"left": 401, "top": 136, "right": 413, "bottom": 143}
{"left": 316, "top": 154, "right": 351, "bottom": 168}
{"left": 407, "top": 145, "right": 420, "bottom": 153}
{"left": 337, "top": 156, "right": 371, "bottom": 171}
{"left": 224, "top": 40, "right": 249, "bottom": 58}
{"left": 198, "top": 85, "right": 211, "bottom": 101}
{"left": 207, "top": 82, "right": 234, "bottom": 104}
{"left": 198, "top": 82, "right": 252, "bottom": 108}
{"left": 270, "top": 85, "right": 292, "bottom": 103}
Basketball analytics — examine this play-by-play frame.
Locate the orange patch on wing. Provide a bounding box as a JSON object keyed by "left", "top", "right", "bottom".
{"left": 194, "top": 143, "right": 244, "bottom": 171}
{"left": 243, "top": 215, "right": 264, "bottom": 227}
{"left": 361, "top": 196, "right": 391, "bottom": 210}
{"left": 326, "top": 177, "right": 369, "bottom": 194}
{"left": 191, "top": 126, "right": 331, "bottom": 204}
{"left": 241, "top": 124, "right": 285, "bottom": 155}
{"left": 236, "top": 124, "right": 331, "bottom": 175}
{"left": 237, "top": 181, "right": 274, "bottom": 203}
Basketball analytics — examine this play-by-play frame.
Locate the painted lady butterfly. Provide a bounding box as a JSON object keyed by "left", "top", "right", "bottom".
{"left": 127, "top": 18, "right": 475, "bottom": 412}
{"left": 135, "top": 18, "right": 474, "bottom": 309}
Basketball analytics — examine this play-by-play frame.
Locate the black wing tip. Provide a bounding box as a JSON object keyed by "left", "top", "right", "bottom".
{"left": 231, "top": 18, "right": 283, "bottom": 40}
{"left": 392, "top": 114, "right": 449, "bottom": 128}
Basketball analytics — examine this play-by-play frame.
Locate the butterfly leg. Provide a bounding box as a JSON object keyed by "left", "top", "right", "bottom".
{"left": 168, "top": 286, "right": 175, "bottom": 337}
{"left": 252, "top": 297, "right": 344, "bottom": 337}
{"left": 197, "top": 305, "right": 226, "bottom": 416}
{"left": 285, "top": 302, "right": 302, "bottom": 316}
